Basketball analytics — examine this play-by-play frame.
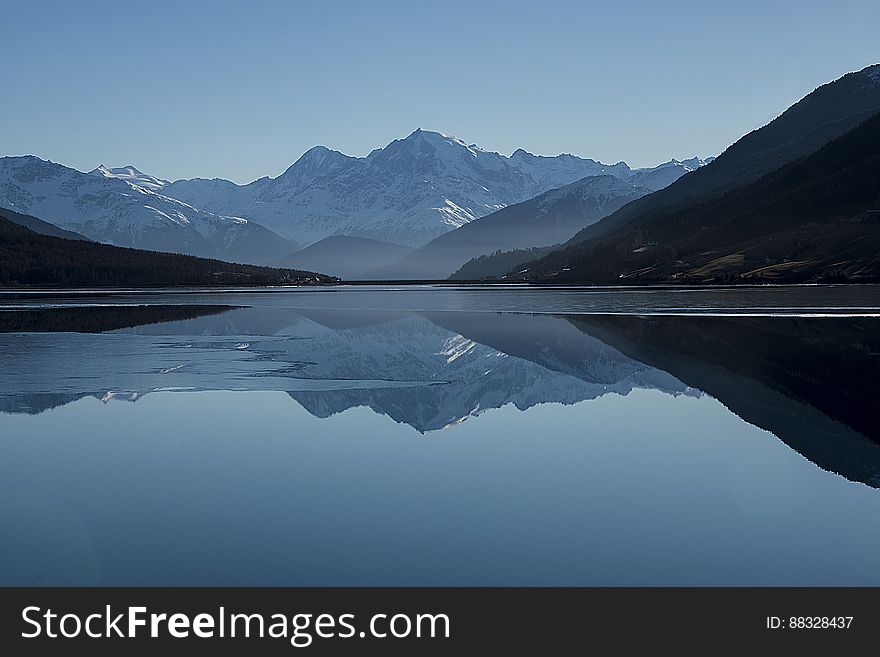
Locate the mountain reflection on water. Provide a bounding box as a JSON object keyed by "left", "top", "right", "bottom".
{"left": 2, "top": 288, "right": 880, "bottom": 586}
{"left": 1, "top": 296, "right": 878, "bottom": 488}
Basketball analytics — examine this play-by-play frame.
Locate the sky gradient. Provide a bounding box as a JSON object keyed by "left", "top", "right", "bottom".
{"left": 1, "top": 0, "right": 878, "bottom": 183}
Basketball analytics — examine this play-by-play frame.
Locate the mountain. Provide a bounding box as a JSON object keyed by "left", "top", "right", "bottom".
{"left": 506, "top": 63, "right": 880, "bottom": 282}
{"left": 626, "top": 157, "right": 714, "bottom": 191}
{"left": 162, "top": 129, "right": 708, "bottom": 247}
{"left": 0, "top": 206, "right": 89, "bottom": 241}
{"left": 270, "top": 235, "right": 414, "bottom": 279}
{"left": 92, "top": 164, "right": 168, "bottom": 192}
{"left": 506, "top": 149, "right": 632, "bottom": 187}
{"left": 369, "top": 175, "right": 651, "bottom": 280}
{"left": 0, "top": 213, "right": 335, "bottom": 287}
{"left": 511, "top": 106, "right": 880, "bottom": 284}
{"left": 0, "top": 156, "right": 298, "bottom": 264}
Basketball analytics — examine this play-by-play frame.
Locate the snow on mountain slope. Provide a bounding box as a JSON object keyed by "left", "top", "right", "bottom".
{"left": 162, "top": 129, "right": 710, "bottom": 247}
{"left": 0, "top": 156, "right": 297, "bottom": 264}
{"left": 627, "top": 157, "right": 714, "bottom": 191}
{"left": 369, "top": 174, "right": 652, "bottom": 280}
{"left": 508, "top": 149, "right": 632, "bottom": 188}
{"left": 91, "top": 164, "right": 168, "bottom": 192}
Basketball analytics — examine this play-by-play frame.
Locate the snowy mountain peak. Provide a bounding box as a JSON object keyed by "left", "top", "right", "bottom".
{"left": 399, "top": 128, "right": 484, "bottom": 157}
{"left": 0, "top": 155, "right": 294, "bottom": 263}
{"left": 280, "top": 145, "right": 354, "bottom": 180}
{"left": 678, "top": 156, "right": 712, "bottom": 170}
{"left": 160, "top": 130, "right": 713, "bottom": 247}
{"left": 650, "top": 156, "right": 713, "bottom": 171}
{"left": 90, "top": 163, "right": 168, "bottom": 192}
{"left": 292, "top": 145, "right": 340, "bottom": 164}
{"left": 271, "top": 147, "right": 358, "bottom": 197}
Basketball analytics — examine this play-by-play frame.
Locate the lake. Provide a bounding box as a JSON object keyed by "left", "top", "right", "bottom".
{"left": 1, "top": 285, "right": 879, "bottom": 585}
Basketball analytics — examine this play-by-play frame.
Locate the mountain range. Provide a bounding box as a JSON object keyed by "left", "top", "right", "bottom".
{"left": 0, "top": 132, "right": 706, "bottom": 277}
{"left": 161, "top": 129, "right": 709, "bottom": 248}
{"left": 0, "top": 156, "right": 298, "bottom": 264}
{"left": 3, "top": 63, "right": 879, "bottom": 285}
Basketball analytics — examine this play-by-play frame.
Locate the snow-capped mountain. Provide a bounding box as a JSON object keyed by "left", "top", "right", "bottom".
{"left": 92, "top": 164, "right": 168, "bottom": 192}
{"left": 0, "top": 134, "right": 709, "bottom": 261}
{"left": 370, "top": 174, "right": 653, "bottom": 280}
{"left": 0, "top": 156, "right": 297, "bottom": 264}
{"left": 627, "top": 156, "right": 714, "bottom": 191}
{"left": 162, "top": 129, "right": 710, "bottom": 247}
{"left": 508, "top": 149, "right": 632, "bottom": 188}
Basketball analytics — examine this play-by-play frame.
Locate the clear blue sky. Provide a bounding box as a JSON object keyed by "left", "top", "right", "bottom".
{"left": 2, "top": 0, "right": 878, "bottom": 183}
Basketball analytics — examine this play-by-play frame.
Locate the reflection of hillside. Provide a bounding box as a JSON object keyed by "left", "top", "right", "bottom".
{"left": 567, "top": 315, "right": 880, "bottom": 487}
{"left": 0, "top": 304, "right": 235, "bottom": 333}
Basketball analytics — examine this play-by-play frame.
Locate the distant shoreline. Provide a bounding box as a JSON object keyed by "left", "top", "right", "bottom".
{"left": 1, "top": 281, "right": 878, "bottom": 302}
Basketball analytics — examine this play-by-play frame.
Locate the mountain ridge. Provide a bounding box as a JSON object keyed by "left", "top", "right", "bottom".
{"left": 569, "top": 63, "right": 880, "bottom": 245}
{"left": 511, "top": 109, "right": 880, "bottom": 283}
{"left": 464, "top": 63, "right": 880, "bottom": 282}
{"left": 160, "top": 129, "right": 709, "bottom": 247}
{"left": 0, "top": 155, "right": 298, "bottom": 264}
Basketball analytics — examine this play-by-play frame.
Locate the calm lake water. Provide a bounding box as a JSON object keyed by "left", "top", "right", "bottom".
{"left": 1, "top": 285, "right": 879, "bottom": 585}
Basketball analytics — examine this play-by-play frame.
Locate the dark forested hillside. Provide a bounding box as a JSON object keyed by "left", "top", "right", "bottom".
{"left": 0, "top": 304, "right": 236, "bottom": 333}
{"left": 0, "top": 216, "right": 336, "bottom": 287}
{"left": 508, "top": 111, "right": 880, "bottom": 284}
{"left": 567, "top": 63, "right": 880, "bottom": 246}
{"left": 450, "top": 246, "right": 554, "bottom": 280}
